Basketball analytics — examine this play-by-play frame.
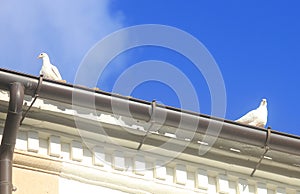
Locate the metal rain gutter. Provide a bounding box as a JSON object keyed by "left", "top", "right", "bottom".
{"left": 0, "top": 82, "right": 24, "bottom": 194}
{"left": 0, "top": 68, "right": 299, "bottom": 158}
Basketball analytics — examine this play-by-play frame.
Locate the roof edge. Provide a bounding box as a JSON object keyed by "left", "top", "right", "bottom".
{"left": 0, "top": 68, "right": 299, "bottom": 156}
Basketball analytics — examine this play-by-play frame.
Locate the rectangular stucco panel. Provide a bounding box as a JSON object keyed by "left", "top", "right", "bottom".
{"left": 13, "top": 167, "right": 59, "bottom": 194}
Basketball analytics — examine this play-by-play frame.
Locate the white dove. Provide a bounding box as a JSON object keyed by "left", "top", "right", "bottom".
{"left": 235, "top": 99, "right": 268, "bottom": 128}
{"left": 38, "top": 52, "right": 62, "bottom": 81}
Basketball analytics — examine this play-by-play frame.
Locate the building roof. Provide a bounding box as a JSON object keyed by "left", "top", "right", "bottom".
{"left": 0, "top": 68, "right": 300, "bottom": 185}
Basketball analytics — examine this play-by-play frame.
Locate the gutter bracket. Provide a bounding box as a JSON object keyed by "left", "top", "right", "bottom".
{"left": 250, "top": 126, "right": 271, "bottom": 177}
{"left": 137, "top": 100, "right": 157, "bottom": 150}
{"left": 20, "top": 75, "right": 43, "bottom": 125}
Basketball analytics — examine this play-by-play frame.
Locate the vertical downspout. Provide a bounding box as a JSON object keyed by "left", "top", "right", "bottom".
{"left": 0, "top": 82, "right": 24, "bottom": 194}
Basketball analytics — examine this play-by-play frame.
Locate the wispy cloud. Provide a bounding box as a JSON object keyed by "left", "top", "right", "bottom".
{"left": 0, "top": 0, "right": 124, "bottom": 82}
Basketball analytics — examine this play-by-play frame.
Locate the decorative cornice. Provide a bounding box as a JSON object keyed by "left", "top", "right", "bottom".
{"left": 0, "top": 90, "right": 299, "bottom": 193}
{"left": 10, "top": 129, "right": 300, "bottom": 194}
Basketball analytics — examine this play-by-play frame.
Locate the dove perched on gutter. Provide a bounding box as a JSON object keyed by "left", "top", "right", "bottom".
{"left": 235, "top": 99, "right": 268, "bottom": 128}
{"left": 38, "top": 52, "right": 62, "bottom": 81}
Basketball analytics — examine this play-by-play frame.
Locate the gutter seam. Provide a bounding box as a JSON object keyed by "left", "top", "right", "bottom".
{"left": 250, "top": 127, "right": 271, "bottom": 177}
{"left": 20, "top": 75, "right": 43, "bottom": 125}
{"left": 137, "top": 100, "right": 157, "bottom": 150}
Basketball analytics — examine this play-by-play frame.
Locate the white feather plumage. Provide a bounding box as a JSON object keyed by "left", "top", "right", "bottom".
{"left": 38, "top": 52, "right": 62, "bottom": 81}
{"left": 235, "top": 99, "right": 268, "bottom": 128}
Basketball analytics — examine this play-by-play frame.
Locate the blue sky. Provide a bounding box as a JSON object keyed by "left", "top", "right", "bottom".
{"left": 0, "top": 1, "right": 299, "bottom": 136}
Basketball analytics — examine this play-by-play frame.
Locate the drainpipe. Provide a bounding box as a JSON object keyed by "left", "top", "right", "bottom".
{"left": 0, "top": 82, "right": 24, "bottom": 194}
